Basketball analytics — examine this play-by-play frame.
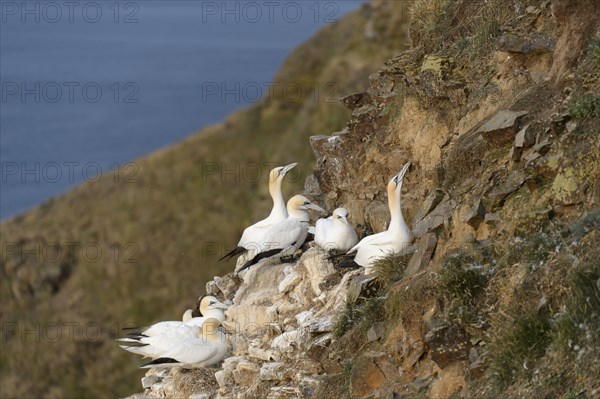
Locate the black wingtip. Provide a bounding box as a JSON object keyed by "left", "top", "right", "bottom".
{"left": 141, "top": 357, "right": 179, "bottom": 368}
{"left": 125, "top": 332, "right": 148, "bottom": 339}
{"left": 191, "top": 307, "right": 203, "bottom": 318}
{"left": 336, "top": 260, "right": 361, "bottom": 269}
{"left": 326, "top": 252, "right": 353, "bottom": 262}
{"left": 218, "top": 246, "right": 247, "bottom": 262}
{"left": 238, "top": 248, "right": 284, "bottom": 272}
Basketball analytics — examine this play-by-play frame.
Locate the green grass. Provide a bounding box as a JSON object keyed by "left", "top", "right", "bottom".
{"left": 371, "top": 253, "right": 409, "bottom": 287}
{"left": 588, "top": 38, "right": 600, "bottom": 67}
{"left": 505, "top": 232, "right": 558, "bottom": 269}
{"left": 555, "top": 256, "right": 600, "bottom": 361}
{"left": 438, "top": 252, "right": 488, "bottom": 326}
{"left": 490, "top": 309, "right": 553, "bottom": 388}
{"left": 568, "top": 95, "right": 600, "bottom": 119}
{"left": 334, "top": 296, "right": 386, "bottom": 338}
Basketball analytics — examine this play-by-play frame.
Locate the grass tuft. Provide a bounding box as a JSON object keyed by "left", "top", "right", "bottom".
{"left": 490, "top": 309, "right": 553, "bottom": 388}
{"left": 334, "top": 297, "right": 386, "bottom": 338}
{"left": 371, "top": 253, "right": 409, "bottom": 287}
{"left": 567, "top": 95, "right": 600, "bottom": 119}
{"left": 505, "top": 232, "right": 557, "bottom": 268}
{"left": 439, "top": 252, "right": 487, "bottom": 305}
{"left": 555, "top": 261, "right": 600, "bottom": 355}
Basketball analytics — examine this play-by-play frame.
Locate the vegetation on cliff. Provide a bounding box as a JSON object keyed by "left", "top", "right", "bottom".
{"left": 2, "top": 0, "right": 600, "bottom": 398}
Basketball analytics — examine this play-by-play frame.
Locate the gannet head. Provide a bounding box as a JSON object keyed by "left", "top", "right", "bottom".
{"left": 182, "top": 309, "right": 193, "bottom": 322}
{"left": 387, "top": 162, "right": 411, "bottom": 198}
{"left": 288, "top": 195, "right": 325, "bottom": 213}
{"left": 269, "top": 162, "right": 298, "bottom": 184}
{"left": 199, "top": 296, "right": 229, "bottom": 313}
{"left": 333, "top": 207, "right": 350, "bottom": 225}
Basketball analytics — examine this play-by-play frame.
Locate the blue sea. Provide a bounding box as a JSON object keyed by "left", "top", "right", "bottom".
{"left": 0, "top": 1, "right": 362, "bottom": 219}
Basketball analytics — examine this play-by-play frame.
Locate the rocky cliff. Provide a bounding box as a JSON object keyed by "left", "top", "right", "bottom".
{"left": 0, "top": 2, "right": 410, "bottom": 398}
{"left": 129, "top": 1, "right": 600, "bottom": 398}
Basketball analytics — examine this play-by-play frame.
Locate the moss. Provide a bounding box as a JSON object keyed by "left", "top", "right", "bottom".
{"left": 567, "top": 95, "right": 600, "bottom": 119}
{"left": 587, "top": 38, "right": 600, "bottom": 67}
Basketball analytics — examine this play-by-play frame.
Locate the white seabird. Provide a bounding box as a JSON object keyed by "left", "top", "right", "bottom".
{"left": 220, "top": 163, "right": 298, "bottom": 262}
{"left": 138, "top": 318, "right": 230, "bottom": 368}
{"left": 120, "top": 296, "right": 228, "bottom": 341}
{"left": 314, "top": 208, "right": 358, "bottom": 252}
{"left": 342, "top": 162, "right": 413, "bottom": 274}
{"left": 238, "top": 195, "right": 325, "bottom": 272}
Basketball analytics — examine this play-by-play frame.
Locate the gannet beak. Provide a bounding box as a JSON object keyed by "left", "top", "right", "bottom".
{"left": 213, "top": 302, "right": 230, "bottom": 310}
{"left": 394, "top": 162, "right": 411, "bottom": 188}
{"left": 218, "top": 325, "right": 234, "bottom": 335}
{"left": 306, "top": 203, "right": 325, "bottom": 212}
{"left": 280, "top": 162, "right": 298, "bottom": 175}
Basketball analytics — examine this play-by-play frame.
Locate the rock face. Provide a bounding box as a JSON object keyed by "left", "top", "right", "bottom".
{"left": 127, "top": 1, "right": 600, "bottom": 398}
{"left": 476, "top": 110, "right": 529, "bottom": 147}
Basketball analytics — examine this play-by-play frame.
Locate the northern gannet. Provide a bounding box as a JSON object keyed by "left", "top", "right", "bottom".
{"left": 314, "top": 208, "right": 358, "bottom": 252}
{"left": 220, "top": 163, "right": 298, "bottom": 262}
{"left": 120, "top": 296, "right": 228, "bottom": 340}
{"left": 138, "top": 318, "right": 230, "bottom": 368}
{"left": 238, "top": 195, "right": 325, "bottom": 272}
{"left": 342, "top": 162, "right": 413, "bottom": 274}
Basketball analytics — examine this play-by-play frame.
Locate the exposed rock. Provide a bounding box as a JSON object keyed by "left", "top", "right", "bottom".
{"left": 232, "top": 359, "right": 260, "bottom": 386}
{"left": 514, "top": 123, "right": 535, "bottom": 148}
{"left": 260, "top": 362, "right": 293, "bottom": 381}
{"left": 278, "top": 266, "right": 302, "bottom": 294}
{"left": 496, "top": 33, "right": 556, "bottom": 54}
{"left": 413, "top": 189, "right": 446, "bottom": 225}
{"left": 413, "top": 195, "right": 456, "bottom": 238}
{"left": 405, "top": 233, "right": 437, "bottom": 276}
{"left": 209, "top": 274, "right": 242, "bottom": 300}
{"left": 341, "top": 92, "right": 373, "bottom": 110}
{"left": 486, "top": 169, "right": 526, "bottom": 207}
{"left": 477, "top": 110, "right": 528, "bottom": 147}
{"left": 426, "top": 325, "right": 471, "bottom": 368}
{"left": 267, "top": 386, "right": 298, "bottom": 399}
{"left": 532, "top": 139, "right": 552, "bottom": 155}
{"left": 141, "top": 373, "right": 161, "bottom": 389}
{"left": 552, "top": 167, "right": 581, "bottom": 205}
{"left": 463, "top": 199, "right": 485, "bottom": 229}
{"left": 347, "top": 274, "right": 378, "bottom": 303}
{"left": 366, "top": 200, "right": 391, "bottom": 232}
{"left": 367, "top": 322, "right": 384, "bottom": 342}
{"left": 484, "top": 213, "right": 501, "bottom": 227}
{"left": 349, "top": 355, "right": 387, "bottom": 398}
{"left": 419, "top": 55, "right": 459, "bottom": 98}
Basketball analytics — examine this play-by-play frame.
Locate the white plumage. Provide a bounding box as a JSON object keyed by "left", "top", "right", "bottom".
{"left": 119, "top": 296, "right": 228, "bottom": 341}
{"left": 238, "top": 195, "right": 324, "bottom": 271}
{"left": 220, "top": 163, "right": 297, "bottom": 264}
{"left": 346, "top": 162, "right": 413, "bottom": 274}
{"left": 314, "top": 208, "right": 358, "bottom": 252}
{"left": 137, "top": 318, "right": 230, "bottom": 368}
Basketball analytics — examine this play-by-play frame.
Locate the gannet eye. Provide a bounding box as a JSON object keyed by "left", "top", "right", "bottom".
{"left": 278, "top": 168, "right": 284, "bottom": 175}
{"left": 304, "top": 201, "right": 310, "bottom": 205}
{"left": 209, "top": 301, "right": 216, "bottom": 305}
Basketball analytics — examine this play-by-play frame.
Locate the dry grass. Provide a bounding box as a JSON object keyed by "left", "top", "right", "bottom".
{"left": 410, "top": 0, "right": 515, "bottom": 56}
